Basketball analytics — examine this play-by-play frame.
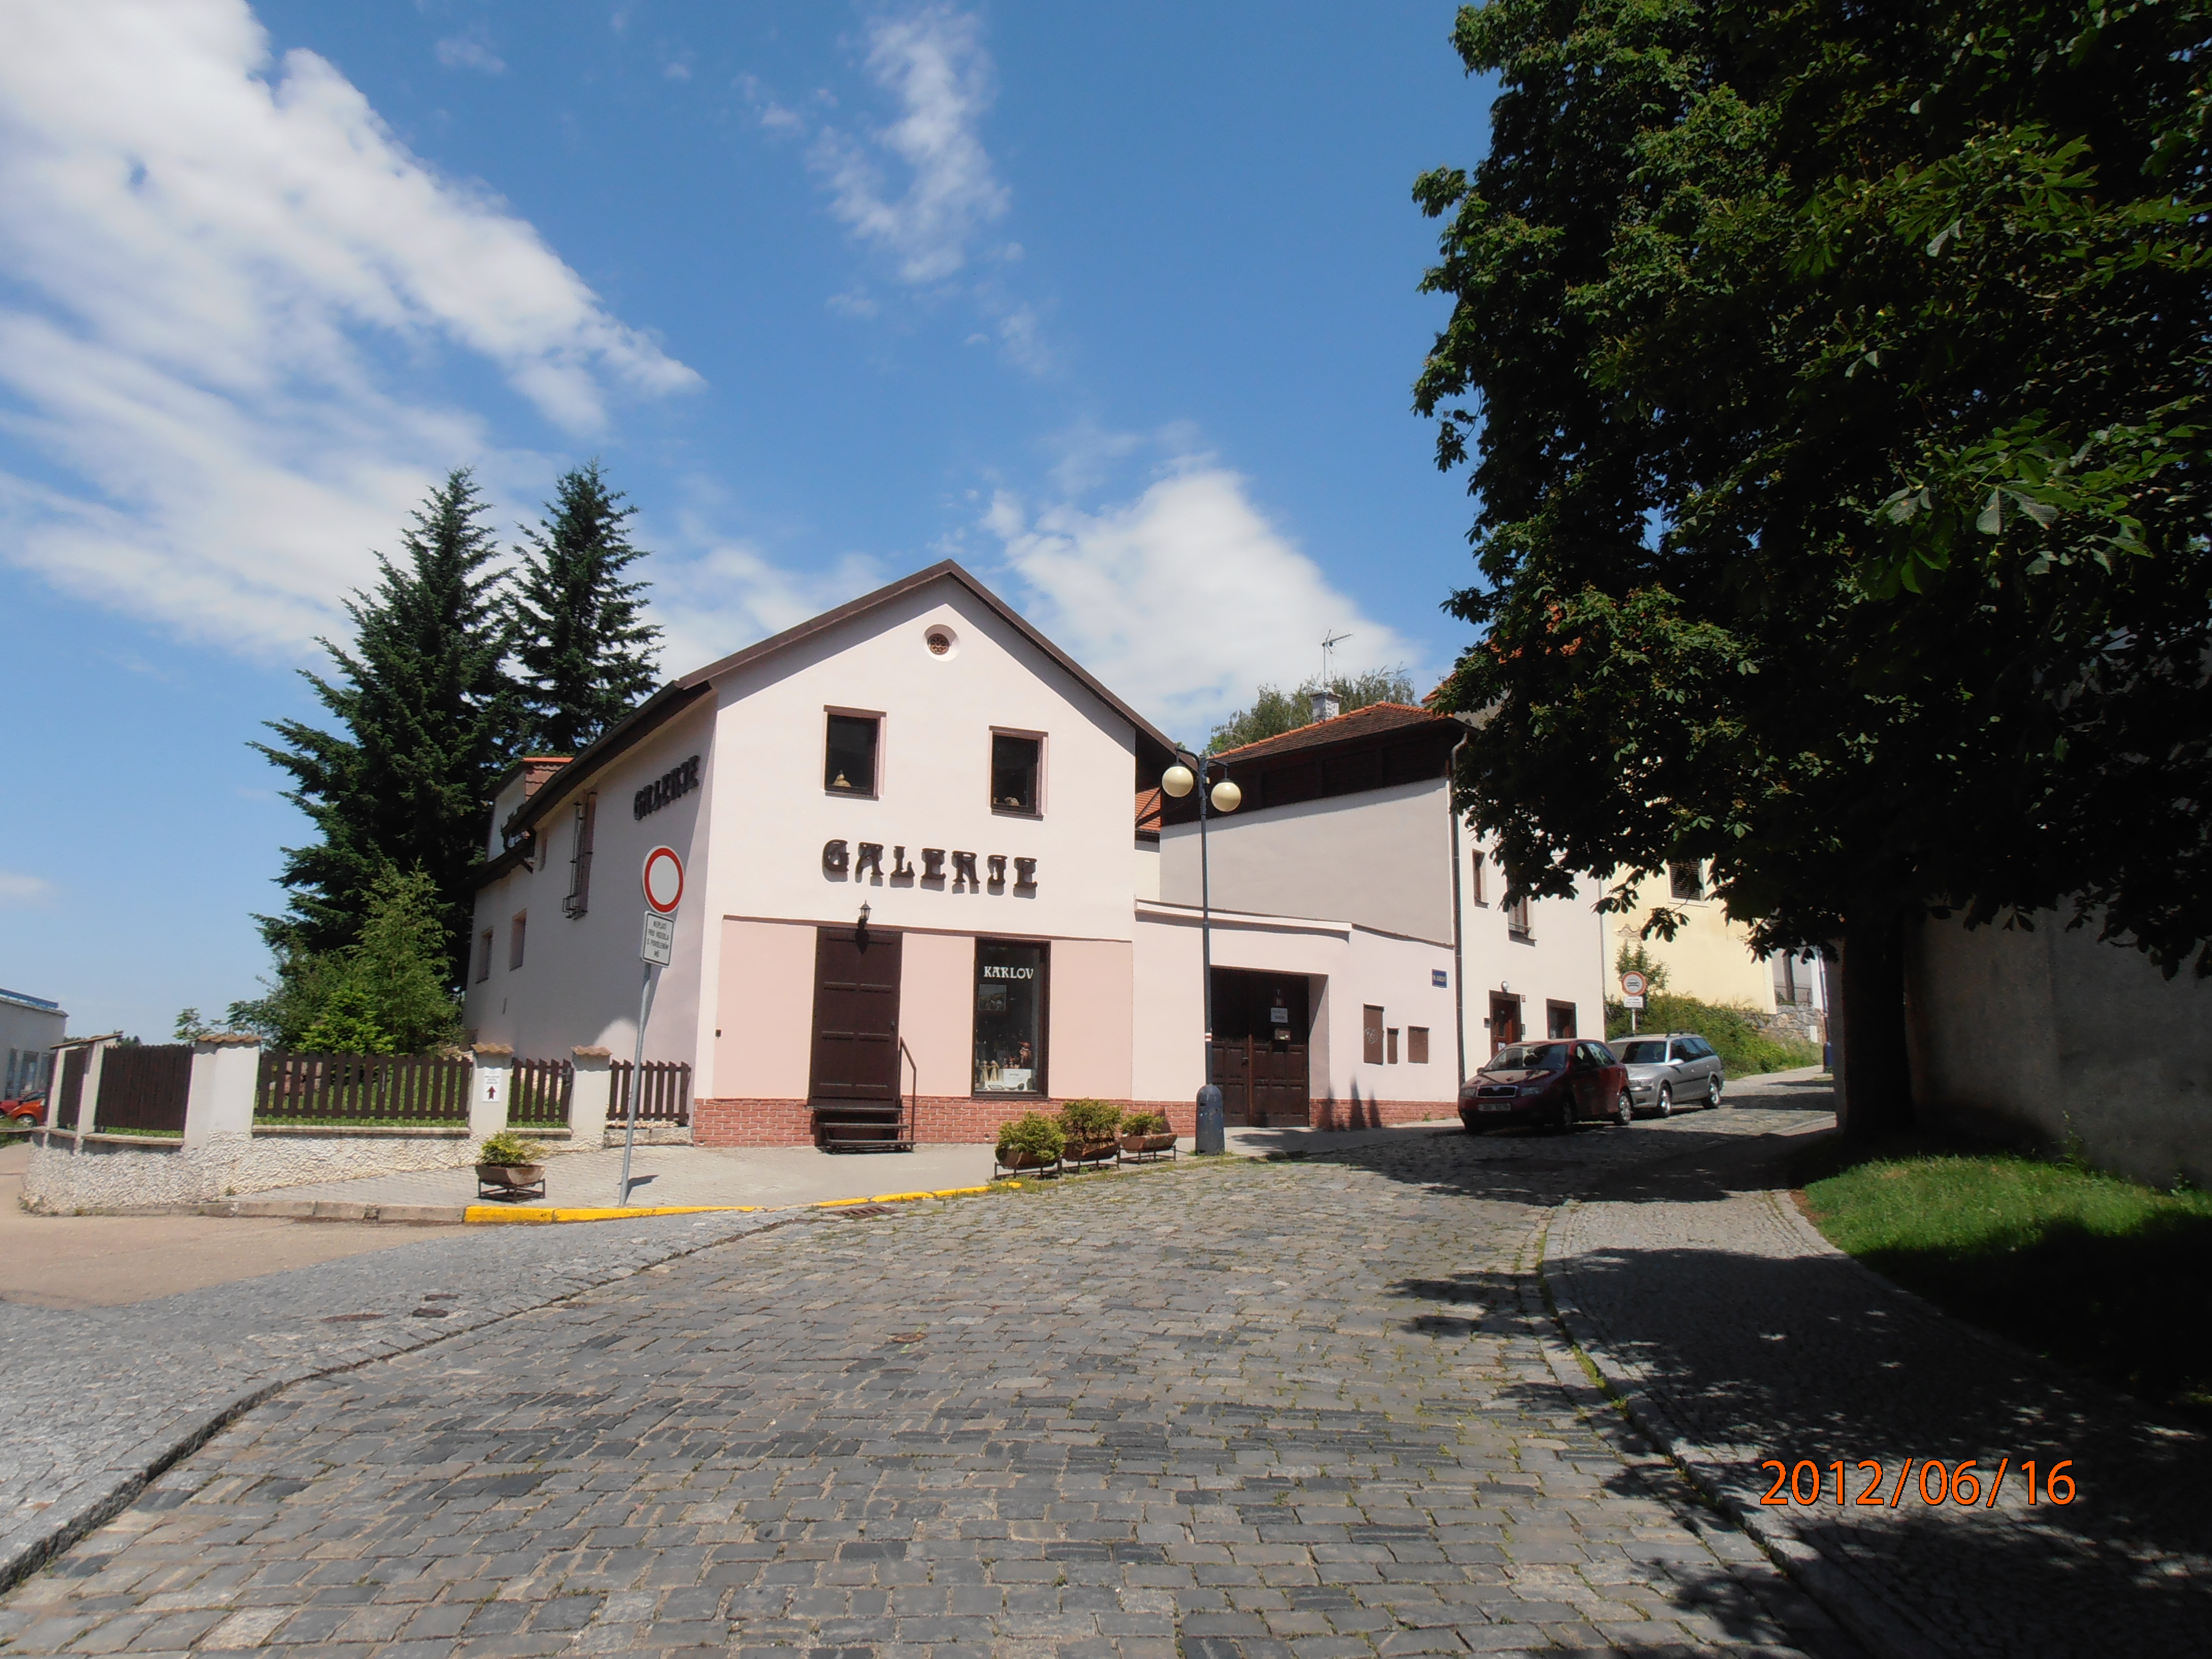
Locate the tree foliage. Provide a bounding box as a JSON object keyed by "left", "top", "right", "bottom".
{"left": 1209, "top": 668, "right": 1420, "bottom": 751}
{"left": 512, "top": 461, "right": 662, "bottom": 756}
{"left": 1414, "top": 0, "right": 2212, "bottom": 986}
{"left": 253, "top": 469, "right": 517, "bottom": 984}
{"left": 226, "top": 868, "right": 463, "bottom": 1053}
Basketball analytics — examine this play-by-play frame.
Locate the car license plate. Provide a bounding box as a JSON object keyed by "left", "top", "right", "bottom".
{"left": 1477, "top": 1101, "right": 1515, "bottom": 1113}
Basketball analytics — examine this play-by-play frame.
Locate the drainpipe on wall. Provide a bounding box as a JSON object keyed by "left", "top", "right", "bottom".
{"left": 1447, "top": 728, "right": 1472, "bottom": 1085}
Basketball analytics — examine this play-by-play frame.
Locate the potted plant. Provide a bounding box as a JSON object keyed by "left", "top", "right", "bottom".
{"left": 1058, "top": 1099, "right": 1123, "bottom": 1167}
{"left": 1119, "top": 1110, "right": 1177, "bottom": 1159}
{"left": 476, "top": 1130, "right": 546, "bottom": 1197}
{"left": 995, "top": 1112, "right": 1065, "bottom": 1177}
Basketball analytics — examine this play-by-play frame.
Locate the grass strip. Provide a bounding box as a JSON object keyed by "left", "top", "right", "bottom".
{"left": 1795, "top": 1137, "right": 2212, "bottom": 1416}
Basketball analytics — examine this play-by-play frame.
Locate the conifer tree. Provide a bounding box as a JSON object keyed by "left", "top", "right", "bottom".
{"left": 253, "top": 469, "right": 516, "bottom": 983}
{"left": 511, "top": 461, "right": 662, "bottom": 755}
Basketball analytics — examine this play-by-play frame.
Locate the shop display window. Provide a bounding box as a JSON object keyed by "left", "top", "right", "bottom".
{"left": 991, "top": 733, "right": 1041, "bottom": 815}
{"left": 825, "top": 712, "right": 880, "bottom": 795}
{"left": 973, "top": 939, "right": 1047, "bottom": 1094}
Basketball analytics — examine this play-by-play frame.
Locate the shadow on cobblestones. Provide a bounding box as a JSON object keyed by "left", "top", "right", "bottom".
{"left": 0, "top": 1141, "right": 1859, "bottom": 1658}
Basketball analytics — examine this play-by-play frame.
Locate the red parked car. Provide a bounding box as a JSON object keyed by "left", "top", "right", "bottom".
{"left": 1460, "top": 1039, "right": 1632, "bottom": 1133}
{"left": 2, "top": 1097, "right": 43, "bottom": 1128}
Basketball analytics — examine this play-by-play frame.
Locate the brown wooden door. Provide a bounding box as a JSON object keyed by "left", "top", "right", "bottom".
{"left": 1488, "top": 994, "right": 1522, "bottom": 1056}
{"left": 1209, "top": 970, "right": 1311, "bottom": 1124}
{"left": 809, "top": 928, "right": 903, "bottom": 1100}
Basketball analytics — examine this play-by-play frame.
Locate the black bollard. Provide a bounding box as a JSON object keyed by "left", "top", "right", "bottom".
{"left": 1195, "top": 1083, "right": 1225, "bottom": 1154}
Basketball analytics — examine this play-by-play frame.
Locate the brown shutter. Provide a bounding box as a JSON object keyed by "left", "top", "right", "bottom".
{"left": 1408, "top": 1027, "right": 1429, "bottom": 1064}
{"left": 565, "top": 794, "right": 596, "bottom": 917}
{"left": 1362, "top": 1005, "right": 1384, "bottom": 1066}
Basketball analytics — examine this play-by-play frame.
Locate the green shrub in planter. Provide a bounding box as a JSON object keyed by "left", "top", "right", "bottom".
{"left": 1121, "top": 1110, "right": 1170, "bottom": 1136}
{"left": 1057, "top": 1098, "right": 1123, "bottom": 1144}
{"left": 997, "top": 1112, "right": 1064, "bottom": 1164}
{"left": 478, "top": 1130, "right": 545, "bottom": 1166}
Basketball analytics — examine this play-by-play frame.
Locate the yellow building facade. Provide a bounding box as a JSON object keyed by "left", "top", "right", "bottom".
{"left": 1606, "top": 864, "right": 1777, "bottom": 1011}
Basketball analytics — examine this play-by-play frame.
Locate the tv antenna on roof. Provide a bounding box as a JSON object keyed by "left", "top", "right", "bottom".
{"left": 1320, "top": 628, "right": 1352, "bottom": 688}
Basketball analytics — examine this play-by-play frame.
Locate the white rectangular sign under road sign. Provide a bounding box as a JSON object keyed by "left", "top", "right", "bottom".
{"left": 1622, "top": 994, "right": 1646, "bottom": 1010}
{"left": 641, "top": 910, "right": 675, "bottom": 966}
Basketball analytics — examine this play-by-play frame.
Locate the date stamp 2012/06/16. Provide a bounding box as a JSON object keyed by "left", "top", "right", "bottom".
{"left": 1760, "top": 1458, "right": 2076, "bottom": 1508}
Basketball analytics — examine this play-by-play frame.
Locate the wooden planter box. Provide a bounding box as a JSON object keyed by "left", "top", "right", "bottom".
{"left": 475, "top": 1161, "right": 546, "bottom": 1200}
{"left": 993, "top": 1148, "right": 1062, "bottom": 1179}
{"left": 1119, "top": 1131, "right": 1177, "bottom": 1158}
{"left": 1064, "top": 1137, "right": 1120, "bottom": 1167}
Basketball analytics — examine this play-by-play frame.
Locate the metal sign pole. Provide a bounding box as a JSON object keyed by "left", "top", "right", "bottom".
{"left": 619, "top": 959, "right": 659, "bottom": 1206}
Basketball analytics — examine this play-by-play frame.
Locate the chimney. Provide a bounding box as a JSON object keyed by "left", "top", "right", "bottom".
{"left": 1309, "top": 688, "right": 1341, "bottom": 724}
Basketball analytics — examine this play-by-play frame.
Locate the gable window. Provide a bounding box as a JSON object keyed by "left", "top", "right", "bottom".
{"left": 563, "top": 794, "right": 596, "bottom": 918}
{"left": 1669, "top": 860, "right": 1705, "bottom": 900}
{"left": 1507, "top": 897, "right": 1532, "bottom": 940}
{"left": 1469, "top": 851, "right": 1487, "bottom": 906}
{"left": 476, "top": 929, "right": 494, "bottom": 983}
{"left": 509, "top": 912, "right": 527, "bottom": 971}
{"left": 991, "top": 732, "right": 1042, "bottom": 815}
{"left": 825, "top": 712, "right": 880, "bottom": 796}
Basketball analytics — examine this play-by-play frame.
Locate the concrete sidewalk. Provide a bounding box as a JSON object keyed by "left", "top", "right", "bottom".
{"left": 1544, "top": 1074, "right": 2212, "bottom": 1657}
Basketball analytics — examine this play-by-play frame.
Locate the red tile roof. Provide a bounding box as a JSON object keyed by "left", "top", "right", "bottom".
{"left": 1134, "top": 786, "right": 1163, "bottom": 832}
{"left": 1209, "top": 702, "right": 1458, "bottom": 763}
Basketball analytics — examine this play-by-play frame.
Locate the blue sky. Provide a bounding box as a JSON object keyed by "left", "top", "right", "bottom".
{"left": 0, "top": 1, "right": 1494, "bottom": 1039}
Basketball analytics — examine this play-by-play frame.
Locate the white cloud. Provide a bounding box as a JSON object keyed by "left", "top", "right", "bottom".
{"left": 808, "top": 5, "right": 1010, "bottom": 284}
{"left": 0, "top": 871, "right": 56, "bottom": 906}
{"left": 648, "top": 535, "right": 888, "bottom": 677}
{"left": 0, "top": 0, "right": 698, "bottom": 653}
{"left": 434, "top": 26, "right": 505, "bottom": 74}
{"left": 983, "top": 458, "right": 1420, "bottom": 740}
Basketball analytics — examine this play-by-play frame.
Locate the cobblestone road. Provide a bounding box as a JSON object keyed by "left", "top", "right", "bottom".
{"left": 1, "top": 1105, "right": 1849, "bottom": 1658}
{"left": 1548, "top": 1097, "right": 2212, "bottom": 1658}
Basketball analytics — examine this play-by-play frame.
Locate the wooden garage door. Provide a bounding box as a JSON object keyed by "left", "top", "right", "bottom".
{"left": 809, "top": 927, "right": 903, "bottom": 1101}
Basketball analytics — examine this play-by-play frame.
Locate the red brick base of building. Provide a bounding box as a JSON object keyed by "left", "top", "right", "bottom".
{"left": 693, "top": 1095, "right": 1456, "bottom": 1147}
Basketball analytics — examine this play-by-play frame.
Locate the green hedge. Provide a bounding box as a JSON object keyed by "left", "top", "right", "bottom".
{"left": 1604, "top": 994, "right": 1821, "bottom": 1078}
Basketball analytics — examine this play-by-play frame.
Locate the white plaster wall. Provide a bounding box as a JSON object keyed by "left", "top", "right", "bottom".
{"left": 20, "top": 1130, "right": 495, "bottom": 1210}
{"left": 463, "top": 702, "right": 716, "bottom": 1074}
{"left": 0, "top": 1001, "right": 66, "bottom": 1062}
{"left": 1158, "top": 778, "right": 1454, "bottom": 946}
{"left": 701, "top": 580, "right": 1140, "bottom": 956}
{"left": 1131, "top": 905, "right": 1456, "bottom": 1105}
{"left": 1907, "top": 910, "right": 2212, "bottom": 1188}
{"left": 714, "top": 919, "right": 817, "bottom": 1098}
{"left": 1458, "top": 839, "right": 1608, "bottom": 1072}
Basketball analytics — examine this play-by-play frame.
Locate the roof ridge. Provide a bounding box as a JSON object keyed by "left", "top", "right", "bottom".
{"left": 1209, "top": 700, "right": 1453, "bottom": 759}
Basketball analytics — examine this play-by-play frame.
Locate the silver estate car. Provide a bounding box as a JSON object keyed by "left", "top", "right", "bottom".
{"left": 1613, "top": 1032, "right": 1725, "bottom": 1117}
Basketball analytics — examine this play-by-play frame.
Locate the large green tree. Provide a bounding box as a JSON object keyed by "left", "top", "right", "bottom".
{"left": 511, "top": 461, "right": 662, "bottom": 755}
{"left": 1414, "top": 1, "right": 2212, "bottom": 1131}
{"left": 254, "top": 469, "right": 517, "bottom": 984}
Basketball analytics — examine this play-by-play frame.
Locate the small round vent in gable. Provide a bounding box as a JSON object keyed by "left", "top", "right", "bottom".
{"left": 924, "top": 624, "right": 958, "bottom": 658}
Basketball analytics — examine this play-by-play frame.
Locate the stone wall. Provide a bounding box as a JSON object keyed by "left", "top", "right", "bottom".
{"left": 20, "top": 1128, "right": 476, "bottom": 1212}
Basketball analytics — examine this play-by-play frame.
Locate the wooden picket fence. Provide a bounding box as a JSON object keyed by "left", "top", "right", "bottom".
{"left": 95, "top": 1044, "right": 193, "bottom": 1135}
{"left": 254, "top": 1051, "right": 471, "bottom": 1126}
{"left": 509, "top": 1056, "right": 573, "bottom": 1129}
{"left": 611, "top": 1060, "right": 691, "bottom": 1126}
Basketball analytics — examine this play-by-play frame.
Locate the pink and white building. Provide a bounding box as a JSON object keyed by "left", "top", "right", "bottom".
{"left": 464, "top": 562, "right": 1604, "bottom": 1145}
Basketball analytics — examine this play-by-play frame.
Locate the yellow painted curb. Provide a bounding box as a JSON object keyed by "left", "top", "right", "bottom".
{"left": 812, "top": 1182, "right": 1001, "bottom": 1211}
{"left": 464, "top": 1204, "right": 765, "bottom": 1225}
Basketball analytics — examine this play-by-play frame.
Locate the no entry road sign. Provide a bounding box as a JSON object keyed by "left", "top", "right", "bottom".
{"left": 642, "top": 845, "right": 684, "bottom": 914}
{"left": 1620, "top": 970, "right": 1649, "bottom": 999}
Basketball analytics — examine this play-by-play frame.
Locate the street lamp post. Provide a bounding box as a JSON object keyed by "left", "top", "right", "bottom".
{"left": 1160, "top": 750, "right": 1242, "bottom": 1153}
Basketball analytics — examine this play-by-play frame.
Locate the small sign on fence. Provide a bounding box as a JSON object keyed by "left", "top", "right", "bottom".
{"left": 641, "top": 911, "right": 675, "bottom": 966}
